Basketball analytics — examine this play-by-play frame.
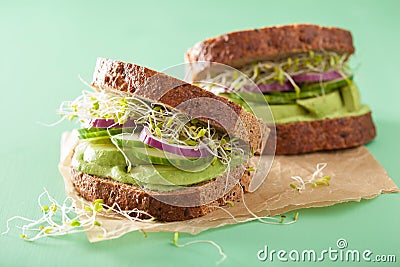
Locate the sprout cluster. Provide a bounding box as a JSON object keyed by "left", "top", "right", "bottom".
{"left": 2, "top": 189, "right": 299, "bottom": 265}
{"left": 1, "top": 189, "right": 154, "bottom": 241}
{"left": 290, "top": 163, "right": 331, "bottom": 192}
{"left": 201, "top": 51, "right": 350, "bottom": 93}
{"left": 58, "top": 87, "right": 246, "bottom": 165}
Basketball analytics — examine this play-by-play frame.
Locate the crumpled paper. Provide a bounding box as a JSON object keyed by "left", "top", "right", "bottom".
{"left": 58, "top": 132, "right": 399, "bottom": 242}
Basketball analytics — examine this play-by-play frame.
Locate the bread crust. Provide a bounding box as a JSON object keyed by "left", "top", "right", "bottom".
{"left": 185, "top": 24, "right": 354, "bottom": 78}
{"left": 91, "top": 57, "right": 268, "bottom": 154}
{"left": 71, "top": 168, "right": 252, "bottom": 222}
{"left": 265, "top": 112, "right": 376, "bottom": 155}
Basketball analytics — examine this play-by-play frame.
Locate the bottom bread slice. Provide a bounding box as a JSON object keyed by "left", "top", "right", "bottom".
{"left": 71, "top": 168, "right": 251, "bottom": 222}
{"left": 266, "top": 112, "right": 376, "bottom": 155}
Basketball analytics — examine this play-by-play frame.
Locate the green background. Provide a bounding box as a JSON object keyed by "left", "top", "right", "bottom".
{"left": 1, "top": 0, "right": 399, "bottom": 266}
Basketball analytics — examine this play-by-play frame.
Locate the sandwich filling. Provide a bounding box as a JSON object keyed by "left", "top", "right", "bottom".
{"left": 198, "top": 51, "right": 370, "bottom": 124}
{"left": 60, "top": 87, "right": 248, "bottom": 192}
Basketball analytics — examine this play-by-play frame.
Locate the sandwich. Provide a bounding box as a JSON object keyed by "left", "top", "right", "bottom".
{"left": 59, "top": 58, "right": 268, "bottom": 222}
{"left": 185, "top": 24, "right": 376, "bottom": 154}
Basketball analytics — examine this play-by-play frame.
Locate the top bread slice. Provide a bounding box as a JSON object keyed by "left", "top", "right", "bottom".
{"left": 185, "top": 24, "right": 355, "bottom": 79}
{"left": 91, "top": 58, "right": 268, "bottom": 154}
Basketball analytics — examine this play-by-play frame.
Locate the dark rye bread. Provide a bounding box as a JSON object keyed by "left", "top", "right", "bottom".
{"left": 91, "top": 58, "right": 268, "bottom": 155}
{"left": 71, "top": 168, "right": 252, "bottom": 222}
{"left": 266, "top": 112, "right": 376, "bottom": 155}
{"left": 185, "top": 24, "right": 355, "bottom": 79}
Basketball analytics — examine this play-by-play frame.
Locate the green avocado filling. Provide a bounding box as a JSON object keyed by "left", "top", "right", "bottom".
{"left": 71, "top": 140, "right": 229, "bottom": 192}
{"left": 197, "top": 51, "right": 371, "bottom": 125}
{"left": 61, "top": 88, "right": 249, "bottom": 192}
{"left": 219, "top": 79, "right": 370, "bottom": 124}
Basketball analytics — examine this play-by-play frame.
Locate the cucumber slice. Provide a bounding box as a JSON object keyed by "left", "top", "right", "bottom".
{"left": 298, "top": 76, "right": 353, "bottom": 92}
{"left": 230, "top": 77, "right": 352, "bottom": 104}
{"left": 77, "top": 127, "right": 123, "bottom": 134}
{"left": 77, "top": 127, "right": 136, "bottom": 139}
{"left": 129, "top": 146, "right": 214, "bottom": 169}
{"left": 111, "top": 133, "right": 145, "bottom": 148}
{"left": 264, "top": 83, "right": 340, "bottom": 104}
{"left": 265, "top": 77, "right": 352, "bottom": 104}
{"left": 77, "top": 127, "right": 122, "bottom": 139}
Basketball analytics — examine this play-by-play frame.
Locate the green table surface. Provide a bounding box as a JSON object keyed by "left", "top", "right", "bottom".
{"left": 1, "top": 0, "right": 399, "bottom": 266}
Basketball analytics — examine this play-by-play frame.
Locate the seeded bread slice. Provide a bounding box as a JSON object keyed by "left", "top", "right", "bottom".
{"left": 185, "top": 24, "right": 355, "bottom": 79}
{"left": 71, "top": 168, "right": 252, "bottom": 222}
{"left": 91, "top": 58, "right": 268, "bottom": 155}
{"left": 265, "top": 112, "right": 376, "bottom": 155}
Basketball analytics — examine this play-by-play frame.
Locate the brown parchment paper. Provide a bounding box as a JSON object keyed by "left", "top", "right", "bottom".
{"left": 58, "top": 132, "right": 399, "bottom": 242}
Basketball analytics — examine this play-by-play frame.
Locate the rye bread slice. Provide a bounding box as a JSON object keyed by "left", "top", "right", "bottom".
{"left": 265, "top": 112, "right": 376, "bottom": 155}
{"left": 71, "top": 168, "right": 252, "bottom": 222}
{"left": 185, "top": 24, "right": 355, "bottom": 79}
{"left": 91, "top": 58, "right": 268, "bottom": 155}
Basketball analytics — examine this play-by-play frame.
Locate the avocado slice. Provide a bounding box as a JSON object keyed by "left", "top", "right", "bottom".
{"left": 270, "top": 104, "right": 309, "bottom": 121}
{"left": 77, "top": 142, "right": 148, "bottom": 166}
{"left": 83, "top": 143, "right": 127, "bottom": 166}
{"left": 341, "top": 83, "right": 361, "bottom": 112}
{"left": 296, "top": 91, "right": 344, "bottom": 118}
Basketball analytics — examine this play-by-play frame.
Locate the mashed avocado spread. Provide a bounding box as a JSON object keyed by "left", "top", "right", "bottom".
{"left": 71, "top": 141, "right": 228, "bottom": 192}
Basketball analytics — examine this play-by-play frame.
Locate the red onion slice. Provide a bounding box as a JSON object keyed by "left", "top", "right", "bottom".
{"left": 139, "top": 127, "right": 212, "bottom": 158}
{"left": 91, "top": 119, "right": 136, "bottom": 128}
